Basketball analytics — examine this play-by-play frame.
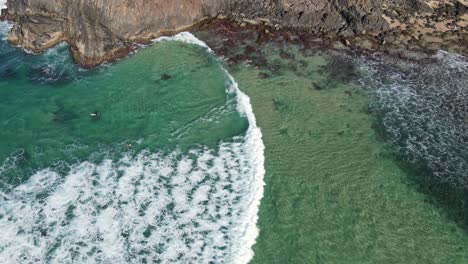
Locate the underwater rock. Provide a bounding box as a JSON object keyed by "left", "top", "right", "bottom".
{"left": 312, "top": 82, "right": 324, "bottom": 90}
{"left": 160, "top": 73, "right": 172, "bottom": 81}
{"left": 27, "top": 65, "right": 73, "bottom": 85}
{"left": 52, "top": 107, "right": 79, "bottom": 123}
{"left": 0, "top": 68, "right": 16, "bottom": 79}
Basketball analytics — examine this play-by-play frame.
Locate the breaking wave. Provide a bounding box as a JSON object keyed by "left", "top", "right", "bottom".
{"left": 0, "top": 33, "right": 265, "bottom": 264}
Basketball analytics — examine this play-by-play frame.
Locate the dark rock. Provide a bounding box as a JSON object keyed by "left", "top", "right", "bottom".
{"left": 279, "top": 49, "right": 294, "bottom": 60}
{"left": 324, "top": 56, "right": 357, "bottom": 83}
{"left": 3, "top": 0, "right": 391, "bottom": 67}
{"left": 0, "top": 8, "right": 8, "bottom": 20}
{"left": 4, "top": 0, "right": 466, "bottom": 67}
{"left": 244, "top": 45, "right": 257, "bottom": 55}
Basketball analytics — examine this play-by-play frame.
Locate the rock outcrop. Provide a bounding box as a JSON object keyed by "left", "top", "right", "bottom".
{"left": 1, "top": 0, "right": 466, "bottom": 67}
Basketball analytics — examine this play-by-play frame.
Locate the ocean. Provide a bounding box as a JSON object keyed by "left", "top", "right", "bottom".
{"left": 0, "top": 21, "right": 264, "bottom": 264}
{"left": 1, "top": 14, "right": 468, "bottom": 264}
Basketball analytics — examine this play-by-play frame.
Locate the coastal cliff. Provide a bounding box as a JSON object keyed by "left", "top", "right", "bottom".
{"left": 1, "top": 0, "right": 467, "bottom": 67}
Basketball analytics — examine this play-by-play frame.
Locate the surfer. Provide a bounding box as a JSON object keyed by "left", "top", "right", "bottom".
{"left": 90, "top": 111, "right": 101, "bottom": 118}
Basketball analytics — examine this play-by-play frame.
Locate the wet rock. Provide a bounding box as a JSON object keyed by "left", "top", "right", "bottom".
{"left": 5, "top": 0, "right": 467, "bottom": 67}
{"left": 244, "top": 45, "right": 257, "bottom": 55}
{"left": 0, "top": 8, "right": 8, "bottom": 20}
{"left": 354, "top": 38, "right": 374, "bottom": 50}
{"left": 279, "top": 49, "right": 294, "bottom": 60}
{"left": 324, "top": 56, "right": 357, "bottom": 83}
{"left": 3, "top": 0, "right": 391, "bottom": 67}
{"left": 332, "top": 41, "right": 347, "bottom": 50}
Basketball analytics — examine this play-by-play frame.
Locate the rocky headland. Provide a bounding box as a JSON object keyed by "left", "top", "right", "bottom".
{"left": 1, "top": 0, "right": 467, "bottom": 67}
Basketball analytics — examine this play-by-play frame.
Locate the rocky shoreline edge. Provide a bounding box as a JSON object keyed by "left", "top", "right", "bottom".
{"left": 1, "top": 0, "right": 467, "bottom": 68}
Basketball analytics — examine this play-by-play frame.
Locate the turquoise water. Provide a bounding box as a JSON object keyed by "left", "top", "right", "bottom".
{"left": 0, "top": 29, "right": 247, "bottom": 182}
{"left": 0, "top": 22, "right": 264, "bottom": 263}
{"left": 2, "top": 16, "right": 468, "bottom": 263}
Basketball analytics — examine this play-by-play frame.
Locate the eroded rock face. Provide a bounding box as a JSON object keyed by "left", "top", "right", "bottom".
{"left": 1, "top": 0, "right": 465, "bottom": 67}
{"left": 4, "top": 0, "right": 220, "bottom": 66}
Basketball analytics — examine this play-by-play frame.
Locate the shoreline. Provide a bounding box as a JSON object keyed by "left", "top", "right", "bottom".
{"left": 1, "top": 4, "right": 468, "bottom": 263}
{"left": 1, "top": 0, "right": 467, "bottom": 68}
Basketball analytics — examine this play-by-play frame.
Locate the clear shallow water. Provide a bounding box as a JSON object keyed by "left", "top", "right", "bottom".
{"left": 223, "top": 42, "right": 468, "bottom": 263}
{"left": 0, "top": 22, "right": 264, "bottom": 263}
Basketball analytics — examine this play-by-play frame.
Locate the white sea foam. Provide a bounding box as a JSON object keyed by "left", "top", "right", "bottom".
{"left": 157, "top": 33, "right": 265, "bottom": 263}
{"left": 155, "top": 32, "right": 213, "bottom": 53}
{"left": 358, "top": 50, "right": 468, "bottom": 186}
{"left": 0, "top": 0, "right": 6, "bottom": 10}
{"left": 0, "top": 32, "right": 265, "bottom": 264}
{"left": 434, "top": 50, "right": 468, "bottom": 71}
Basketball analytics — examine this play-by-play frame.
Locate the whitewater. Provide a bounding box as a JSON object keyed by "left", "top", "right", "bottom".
{"left": 0, "top": 29, "right": 266, "bottom": 264}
